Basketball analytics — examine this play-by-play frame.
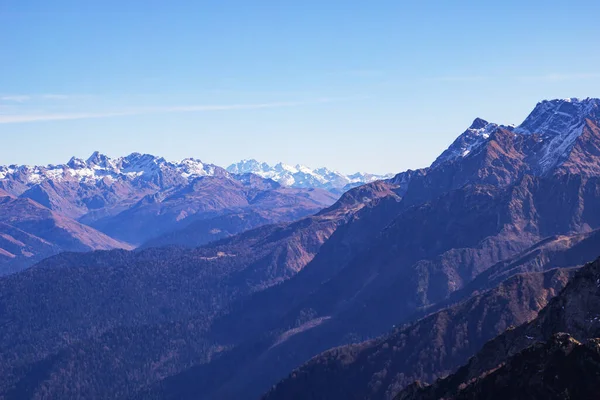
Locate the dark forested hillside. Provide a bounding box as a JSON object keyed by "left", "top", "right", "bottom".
{"left": 396, "top": 257, "right": 600, "bottom": 400}
{"left": 263, "top": 268, "right": 574, "bottom": 400}
{"left": 0, "top": 179, "right": 399, "bottom": 399}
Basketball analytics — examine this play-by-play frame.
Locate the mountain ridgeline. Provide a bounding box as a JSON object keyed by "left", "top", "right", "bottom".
{"left": 0, "top": 98, "right": 600, "bottom": 399}
{"left": 0, "top": 153, "right": 389, "bottom": 274}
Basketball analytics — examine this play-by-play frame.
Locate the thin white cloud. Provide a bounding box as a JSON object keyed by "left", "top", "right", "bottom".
{"left": 0, "top": 94, "right": 91, "bottom": 103}
{"left": 432, "top": 76, "right": 490, "bottom": 82}
{"left": 1, "top": 95, "right": 31, "bottom": 103}
{"left": 40, "top": 94, "right": 72, "bottom": 100}
{"left": 341, "top": 70, "right": 385, "bottom": 78}
{"left": 0, "top": 99, "right": 341, "bottom": 124}
{"left": 517, "top": 73, "right": 600, "bottom": 82}
{"left": 432, "top": 73, "right": 600, "bottom": 83}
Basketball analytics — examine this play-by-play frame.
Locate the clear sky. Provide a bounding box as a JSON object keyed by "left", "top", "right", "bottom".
{"left": 1, "top": 0, "right": 600, "bottom": 174}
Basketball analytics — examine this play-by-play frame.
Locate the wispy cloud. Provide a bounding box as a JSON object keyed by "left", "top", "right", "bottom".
{"left": 40, "top": 94, "right": 73, "bottom": 100}
{"left": 431, "top": 76, "right": 490, "bottom": 82}
{"left": 341, "top": 69, "right": 385, "bottom": 78}
{"left": 0, "top": 94, "right": 84, "bottom": 103}
{"left": 0, "top": 98, "right": 347, "bottom": 124}
{"left": 516, "top": 73, "right": 600, "bottom": 82}
{"left": 430, "top": 73, "right": 600, "bottom": 83}
{"left": 1, "top": 95, "right": 31, "bottom": 103}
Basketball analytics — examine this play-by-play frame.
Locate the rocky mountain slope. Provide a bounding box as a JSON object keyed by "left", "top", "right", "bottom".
{"left": 396, "top": 257, "right": 600, "bottom": 400}
{"left": 0, "top": 195, "right": 132, "bottom": 274}
{"left": 399, "top": 333, "right": 600, "bottom": 400}
{"left": 263, "top": 268, "right": 573, "bottom": 400}
{"left": 262, "top": 226, "right": 600, "bottom": 400}
{"left": 89, "top": 175, "right": 336, "bottom": 245}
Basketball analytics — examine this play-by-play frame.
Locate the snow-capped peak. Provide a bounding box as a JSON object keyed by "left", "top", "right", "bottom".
{"left": 431, "top": 98, "right": 600, "bottom": 174}
{"left": 515, "top": 98, "right": 599, "bottom": 136}
{"left": 431, "top": 118, "right": 499, "bottom": 168}
{"left": 86, "top": 151, "right": 113, "bottom": 167}
{"left": 0, "top": 153, "right": 391, "bottom": 195}
{"left": 226, "top": 159, "right": 271, "bottom": 175}
{"left": 0, "top": 152, "right": 223, "bottom": 187}
{"left": 226, "top": 160, "right": 392, "bottom": 191}
{"left": 514, "top": 97, "right": 600, "bottom": 173}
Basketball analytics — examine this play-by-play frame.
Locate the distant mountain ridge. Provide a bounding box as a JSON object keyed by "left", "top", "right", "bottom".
{"left": 0, "top": 153, "right": 353, "bottom": 272}
{"left": 227, "top": 159, "right": 393, "bottom": 192}
{"left": 0, "top": 152, "right": 389, "bottom": 195}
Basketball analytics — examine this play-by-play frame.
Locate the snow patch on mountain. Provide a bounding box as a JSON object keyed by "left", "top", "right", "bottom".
{"left": 0, "top": 153, "right": 391, "bottom": 195}
{"left": 515, "top": 97, "right": 600, "bottom": 173}
{"left": 431, "top": 118, "right": 499, "bottom": 168}
{"left": 227, "top": 160, "right": 393, "bottom": 191}
{"left": 432, "top": 98, "right": 600, "bottom": 175}
{"left": 0, "top": 152, "right": 222, "bottom": 187}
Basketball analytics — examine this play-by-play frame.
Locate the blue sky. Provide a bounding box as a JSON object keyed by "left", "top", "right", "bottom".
{"left": 1, "top": 0, "right": 600, "bottom": 174}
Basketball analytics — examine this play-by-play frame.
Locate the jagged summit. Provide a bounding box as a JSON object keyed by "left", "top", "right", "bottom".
{"left": 516, "top": 97, "right": 600, "bottom": 136}
{"left": 431, "top": 118, "right": 499, "bottom": 168}
{"left": 0, "top": 153, "right": 390, "bottom": 195}
{"left": 0, "top": 152, "right": 222, "bottom": 187}
{"left": 515, "top": 97, "right": 600, "bottom": 174}
{"left": 469, "top": 117, "right": 489, "bottom": 130}
{"left": 432, "top": 98, "right": 600, "bottom": 174}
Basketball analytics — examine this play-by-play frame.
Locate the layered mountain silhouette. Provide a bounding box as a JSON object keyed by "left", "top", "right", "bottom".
{"left": 0, "top": 154, "right": 350, "bottom": 273}
{"left": 0, "top": 195, "right": 132, "bottom": 274}
{"left": 263, "top": 228, "right": 600, "bottom": 399}
{"left": 0, "top": 98, "right": 599, "bottom": 399}
{"left": 226, "top": 159, "right": 393, "bottom": 193}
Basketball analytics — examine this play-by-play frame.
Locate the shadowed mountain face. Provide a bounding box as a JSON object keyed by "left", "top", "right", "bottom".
{"left": 89, "top": 176, "right": 337, "bottom": 245}
{"left": 0, "top": 195, "right": 132, "bottom": 274}
{"left": 0, "top": 181, "right": 400, "bottom": 399}
{"left": 396, "top": 257, "right": 600, "bottom": 400}
{"left": 263, "top": 268, "right": 574, "bottom": 400}
{"left": 398, "top": 333, "right": 600, "bottom": 400}
{"left": 1, "top": 98, "right": 600, "bottom": 399}
{"left": 262, "top": 227, "right": 600, "bottom": 400}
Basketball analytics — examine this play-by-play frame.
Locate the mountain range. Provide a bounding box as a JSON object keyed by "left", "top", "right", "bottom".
{"left": 226, "top": 159, "right": 393, "bottom": 193}
{"left": 0, "top": 153, "right": 389, "bottom": 273}
{"left": 0, "top": 97, "right": 599, "bottom": 399}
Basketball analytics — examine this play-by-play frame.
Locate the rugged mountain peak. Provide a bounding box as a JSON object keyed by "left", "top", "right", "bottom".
{"left": 0, "top": 153, "right": 225, "bottom": 191}
{"left": 85, "top": 151, "right": 112, "bottom": 168}
{"left": 469, "top": 117, "right": 489, "bottom": 130}
{"left": 515, "top": 97, "right": 600, "bottom": 174}
{"left": 516, "top": 97, "right": 600, "bottom": 136}
{"left": 431, "top": 119, "right": 499, "bottom": 168}
{"left": 227, "top": 159, "right": 272, "bottom": 175}
{"left": 430, "top": 98, "right": 600, "bottom": 177}
{"left": 67, "top": 157, "right": 86, "bottom": 169}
